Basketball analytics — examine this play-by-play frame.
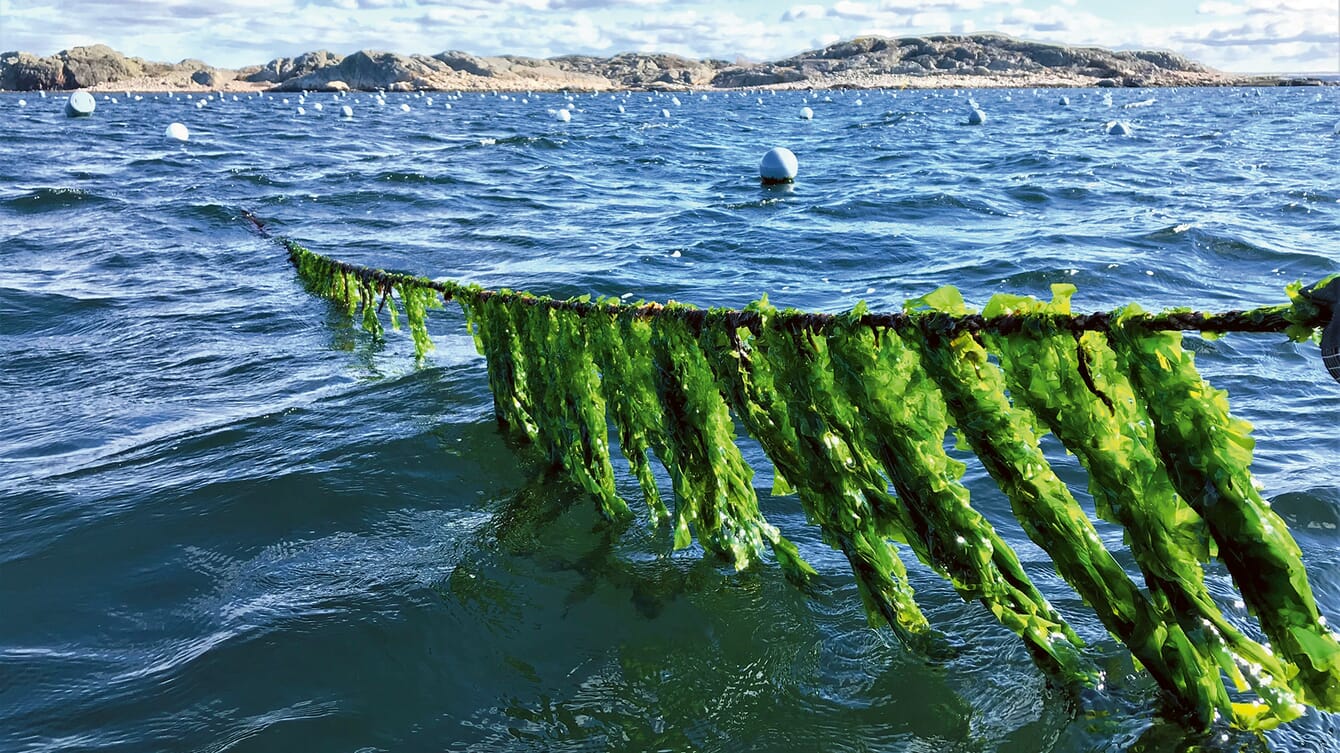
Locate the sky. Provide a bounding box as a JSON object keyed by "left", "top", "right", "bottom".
{"left": 1, "top": 0, "right": 1336, "bottom": 74}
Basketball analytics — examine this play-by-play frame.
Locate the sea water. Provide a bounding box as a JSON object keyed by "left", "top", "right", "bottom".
{"left": 2, "top": 86, "right": 1338, "bottom": 752}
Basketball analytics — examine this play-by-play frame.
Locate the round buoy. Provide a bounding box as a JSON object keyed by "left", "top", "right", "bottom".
{"left": 341, "top": 105, "right": 353, "bottom": 118}
{"left": 800, "top": 106, "right": 813, "bottom": 120}
{"left": 1059, "top": 95, "right": 1070, "bottom": 106}
{"left": 661, "top": 108, "right": 670, "bottom": 118}
{"left": 65, "top": 90, "right": 96, "bottom": 117}
{"left": 967, "top": 107, "right": 986, "bottom": 125}
{"left": 759, "top": 147, "right": 798, "bottom": 184}
{"left": 399, "top": 103, "right": 410, "bottom": 112}
{"left": 165, "top": 122, "right": 189, "bottom": 141}
{"left": 297, "top": 106, "right": 306, "bottom": 115}
{"left": 556, "top": 108, "right": 571, "bottom": 122}
{"left": 18, "top": 99, "right": 26, "bottom": 107}
{"left": 1104, "top": 120, "right": 1133, "bottom": 136}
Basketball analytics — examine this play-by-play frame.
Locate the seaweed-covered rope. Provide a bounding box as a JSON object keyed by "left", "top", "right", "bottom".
{"left": 244, "top": 212, "right": 1339, "bottom": 378}
{"left": 255, "top": 212, "right": 1340, "bottom": 731}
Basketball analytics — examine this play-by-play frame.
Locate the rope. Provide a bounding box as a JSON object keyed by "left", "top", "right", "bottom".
{"left": 245, "top": 210, "right": 1339, "bottom": 381}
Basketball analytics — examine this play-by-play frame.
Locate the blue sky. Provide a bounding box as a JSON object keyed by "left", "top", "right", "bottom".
{"left": 1, "top": 0, "right": 1336, "bottom": 73}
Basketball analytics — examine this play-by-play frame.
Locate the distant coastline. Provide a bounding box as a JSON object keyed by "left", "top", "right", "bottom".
{"left": 2, "top": 34, "right": 1331, "bottom": 93}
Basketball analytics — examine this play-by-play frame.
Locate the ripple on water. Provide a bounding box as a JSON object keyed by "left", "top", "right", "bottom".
{"left": 1, "top": 87, "right": 1339, "bottom": 752}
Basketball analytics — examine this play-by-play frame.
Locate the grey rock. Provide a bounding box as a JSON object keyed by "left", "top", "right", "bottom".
{"left": 246, "top": 50, "right": 342, "bottom": 84}
{"left": 190, "top": 69, "right": 216, "bottom": 86}
{"left": 61, "top": 44, "right": 141, "bottom": 88}
{"left": 433, "top": 51, "right": 499, "bottom": 77}
{"left": 710, "top": 65, "right": 805, "bottom": 88}
{"left": 275, "top": 50, "right": 446, "bottom": 92}
{"left": 1, "top": 51, "right": 65, "bottom": 89}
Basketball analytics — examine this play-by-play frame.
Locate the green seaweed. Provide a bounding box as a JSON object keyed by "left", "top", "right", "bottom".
{"left": 1110, "top": 306, "right": 1340, "bottom": 714}
{"left": 284, "top": 238, "right": 1340, "bottom": 731}
{"left": 910, "top": 286, "right": 1227, "bottom": 729}
{"left": 824, "top": 305, "right": 1092, "bottom": 682}
{"left": 986, "top": 285, "right": 1302, "bottom": 728}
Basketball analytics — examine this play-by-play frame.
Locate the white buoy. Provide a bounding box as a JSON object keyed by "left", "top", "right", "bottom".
{"left": 671, "top": 96, "right": 681, "bottom": 106}
{"left": 1104, "top": 120, "right": 1133, "bottom": 136}
{"left": 556, "top": 108, "right": 571, "bottom": 122}
{"left": 18, "top": 99, "right": 26, "bottom": 107}
{"left": 800, "top": 106, "right": 813, "bottom": 120}
{"left": 165, "top": 122, "right": 189, "bottom": 141}
{"left": 661, "top": 108, "right": 670, "bottom": 118}
{"left": 313, "top": 102, "right": 323, "bottom": 111}
{"left": 617, "top": 104, "right": 625, "bottom": 113}
{"left": 1058, "top": 95, "right": 1070, "bottom": 106}
{"left": 759, "top": 147, "right": 798, "bottom": 184}
{"left": 297, "top": 106, "right": 306, "bottom": 115}
{"left": 65, "top": 91, "right": 96, "bottom": 117}
{"left": 341, "top": 105, "right": 353, "bottom": 118}
{"left": 399, "top": 103, "right": 410, "bottom": 112}
{"left": 967, "top": 107, "right": 986, "bottom": 125}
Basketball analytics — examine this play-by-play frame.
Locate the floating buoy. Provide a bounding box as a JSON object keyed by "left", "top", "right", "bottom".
{"left": 1104, "top": 120, "right": 1133, "bottom": 136}
{"left": 399, "top": 103, "right": 410, "bottom": 112}
{"left": 341, "top": 105, "right": 353, "bottom": 119}
{"left": 18, "top": 99, "right": 26, "bottom": 107}
{"left": 313, "top": 102, "right": 324, "bottom": 111}
{"left": 967, "top": 107, "right": 986, "bottom": 125}
{"left": 800, "top": 106, "right": 813, "bottom": 120}
{"left": 1059, "top": 95, "right": 1070, "bottom": 106}
{"left": 165, "top": 122, "right": 189, "bottom": 141}
{"left": 556, "top": 108, "right": 571, "bottom": 122}
{"left": 759, "top": 147, "right": 798, "bottom": 185}
{"left": 65, "top": 90, "right": 96, "bottom": 117}
{"left": 671, "top": 96, "right": 681, "bottom": 106}
{"left": 297, "top": 106, "right": 306, "bottom": 115}
{"left": 617, "top": 104, "right": 625, "bottom": 113}
{"left": 661, "top": 108, "right": 670, "bottom": 118}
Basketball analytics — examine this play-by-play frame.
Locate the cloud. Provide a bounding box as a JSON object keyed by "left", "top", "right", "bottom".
{"left": 781, "top": 4, "right": 827, "bottom": 22}
{"left": 2, "top": 0, "right": 1334, "bottom": 72}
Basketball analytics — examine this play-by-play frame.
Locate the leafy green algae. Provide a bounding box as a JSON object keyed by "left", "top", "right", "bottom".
{"left": 287, "top": 239, "right": 1340, "bottom": 731}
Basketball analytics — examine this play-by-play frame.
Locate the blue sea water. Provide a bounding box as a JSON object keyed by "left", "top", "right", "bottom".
{"left": 1, "top": 85, "right": 1338, "bottom": 752}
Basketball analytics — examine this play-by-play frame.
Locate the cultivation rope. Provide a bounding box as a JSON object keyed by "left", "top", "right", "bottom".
{"left": 253, "top": 212, "right": 1340, "bottom": 731}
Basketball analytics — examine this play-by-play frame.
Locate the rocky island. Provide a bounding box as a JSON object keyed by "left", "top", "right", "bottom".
{"left": 0, "top": 35, "right": 1322, "bottom": 93}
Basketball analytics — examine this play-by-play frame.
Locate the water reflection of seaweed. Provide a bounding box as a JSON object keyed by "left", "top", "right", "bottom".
{"left": 472, "top": 465, "right": 711, "bottom": 621}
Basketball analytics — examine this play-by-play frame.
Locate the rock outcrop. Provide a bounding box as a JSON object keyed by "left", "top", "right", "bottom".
{"left": 0, "top": 45, "right": 234, "bottom": 91}
{"left": 244, "top": 50, "right": 343, "bottom": 84}
{"left": 0, "top": 34, "right": 1299, "bottom": 92}
{"left": 735, "top": 34, "right": 1219, "bottom": 88}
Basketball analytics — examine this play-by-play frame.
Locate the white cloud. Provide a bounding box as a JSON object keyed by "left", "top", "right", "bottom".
{"left": 2, "top": 0, "right": 1333, "bottom": 72}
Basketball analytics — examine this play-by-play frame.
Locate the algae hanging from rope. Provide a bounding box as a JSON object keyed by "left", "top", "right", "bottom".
{"left": 280, "top": 236, "right": 1340, "bottom": 731}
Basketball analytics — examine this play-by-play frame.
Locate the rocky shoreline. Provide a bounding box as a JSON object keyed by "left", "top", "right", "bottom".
{"left": 1, "top": 35, "right": 1328, "bottom": 93}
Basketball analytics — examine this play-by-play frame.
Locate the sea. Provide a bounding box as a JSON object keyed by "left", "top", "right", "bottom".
{"left": 1, "top": 85, "right": 1338, "bottom": 753}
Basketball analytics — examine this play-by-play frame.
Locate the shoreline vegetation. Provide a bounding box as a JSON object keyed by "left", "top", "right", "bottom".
{"left": 1, "top": 34, "right": 1332, "bottom": 94}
